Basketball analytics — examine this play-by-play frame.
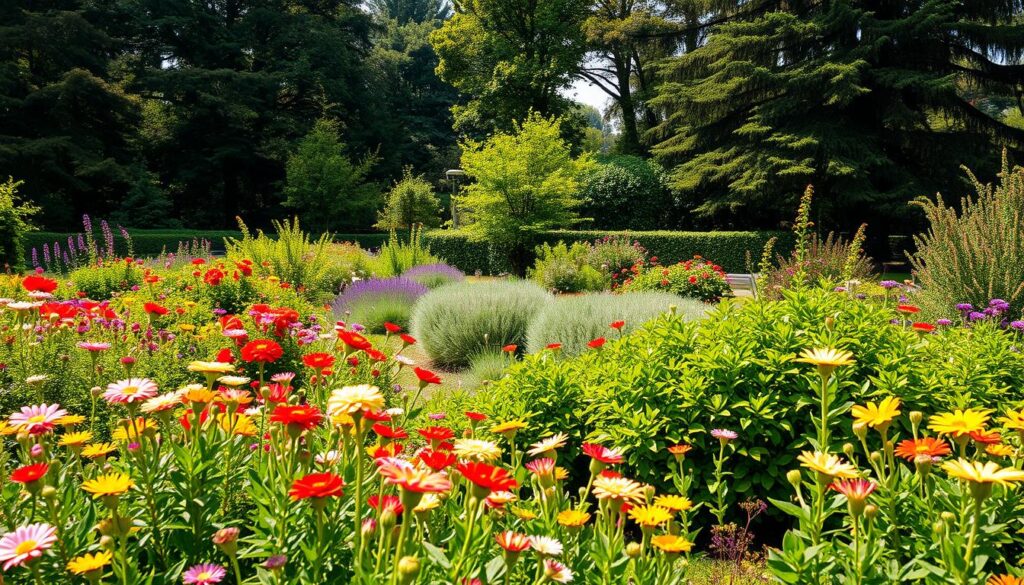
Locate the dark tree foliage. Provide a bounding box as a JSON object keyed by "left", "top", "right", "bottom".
{"left": 651, "top": 0, "right": 1024, "bottom": 234}
{"left": 367, "top": 0, "right": 452, "bottom": 23}
{"left": 0, "top": 0, "right": 141, "bottom": 229}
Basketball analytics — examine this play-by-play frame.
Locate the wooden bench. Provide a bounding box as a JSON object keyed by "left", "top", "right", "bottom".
{"left": 726, "top": 273, "right": 760, "bottom": 298}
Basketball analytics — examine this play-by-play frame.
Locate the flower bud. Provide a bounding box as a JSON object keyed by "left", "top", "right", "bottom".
{"left": 842, "top": 443, "right": 855, "bottom": 459}
{"left": 380, "top": 509, "right": 398, "bottom": 531}
{"left": 940, "top": 511, "right": 956, "bottom": 524}
{"left": 91, "top": 386, "right": 103, "bottom": 398}
{"left": 852, "top": 423, "right": 868, "bottom": 441}
{"left": 864, "top": 504, "right": 878, "bottom": 520}
{"left": 909, "top": 411, "right": 923, "bottom": 426}
{"left": 932, "top": 520, "right": 945, "bottom": 537}
{"left": 361, "top": 518, "right": 377, "bottom": 537}
{"left": 41, "top": 485, "right": 57, "bottom": 501}
{"left": 213, "top": 527, "right": 239, "bottom": 556}
{"left": 869, "top": 451, "right": 882, "bottom": 466}
{"left": 914, "top": 455, "right": 933, "bottom": 478}
{"left": 625, "top": 542, "right": 642, "bottom": 559}
{"left": 824, "top": 316, "right": 835, "bottom": 329}
{"left": 100, "top": 535, "right": 115, "bottom": 551}
{"left": 398, "top": 556, "right": 420, "bottom": 585}
{"left": 786, "top": 469, "right": 803, "bottom": 491}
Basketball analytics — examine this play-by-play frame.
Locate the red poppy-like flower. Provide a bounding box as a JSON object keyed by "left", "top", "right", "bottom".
{"left": 911, "top": 322, "right": 935, "bottom": 333}
{"left": 418, "top": 448, "right": 457, "bottom": 471}
{"left": 367, "top": 494, "right": 404, "bottom": 515}
{"left": 413, "top": 367, "right": 442, "bottom": 386}
{"left": 215, "top": 348, "right": 234, "bottom": 363}
{"left": 338, "top": 330, "right": 373, "bottom": 352}
{"left": 289, "top": 472, "right": 344, "bottom": 500}
{"left": 457, "top": 462, "right": 518, "bottom": 493}
{"left": 588, "top": 337, "right": 606, "bottom": 349}
{"left": 372, "top": 423, "right": 408, "bottom": 440}
{"left": 365, "top": 348, "right": 388, "bottom": 362}
{"left": 363, "top": 409, "right": 391, "bottom": 423}
{"left": 582, "top": 443, "right": 625, "bottom": 464}
{"left": 465, "top": 411, "right": 487, "bottom": 422}
{"left": 22, "top": 275, "right": 59, "bottom": 293}
{"left": 263, "top": 383, "right": 290, "bottom": 404}
{"left": 203, "top": 268, "right": 225, "bottom": 286}
{"left": 545, "top": 343, "right": 562, "bottom": 351}
{"left": 495, "top": 531, "right": 531, "bottom": 553}
{"left": 10, "top": 463, "right": 48, "bottom": 484}
{"left": 897, "top": 304, "right": 920, "bottom": 314}
{"left": 235, "top": 261, "right": 253, "bottom": 276}
{"left": 270, "top": 405, "right": 322, "bottom": 431}
{"left": 502, "top": 344, "right": 517, "bottom": 353}
{"left": 399, "top": 334, "right": 417, "bottom": 346}
{"left": 219, "top": 315, "right": 244, "bottom": 331}
{"left": 302, "top": 352, "right": 335, "bottom": 370}
{"left": 143, "top": 302, "right": 169, "bottom": 316}
{"left": 384, "top": 322, "right": 402, "bottom": 333}
{"left": 38, "top": 303, "right": 78, "bottom": 322}
{"left": 241, "top": 339, "right": 283, "bottom": 363}
{"left": 610, "top": 321, "right": 625, "bottom": 330}
{"left": 418, "top": 426, "right": 455, "bottom": 443}
{"left": 191, "top": 258, "right": 206, "bottom": 265}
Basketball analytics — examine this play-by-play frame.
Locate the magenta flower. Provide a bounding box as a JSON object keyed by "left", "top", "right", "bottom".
{"left": 183, "top": 563, "right": 226, "bottom": 584}
{"left": 77, "top": 341, "right": 111, "bottom": 352}
{"left": 9, "top": 404, "right": 68, "bottom": 435}
{"left": 710, "top": 428, "right": 738, "bottom": 443}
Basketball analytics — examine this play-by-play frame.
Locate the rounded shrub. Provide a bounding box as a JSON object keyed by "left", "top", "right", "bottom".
{"left": 525, "top": 292, "right": 705, "bottom": 357}
{"left": 403, "top": 263, "right": 465, "bottom": 289}
{"left": 577, "top": 155, "right": 673, "bottom": 230}
{"left": 332, "top": 277, "right": 428, "bottom": 333}
{"left": 619, "top": 256, "right": 730, "bottom": 301}
{"left": 411, "top": 280, "right": 552, "bottom": 369}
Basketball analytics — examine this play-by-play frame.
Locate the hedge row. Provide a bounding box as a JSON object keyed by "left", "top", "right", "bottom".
{"left": 24, "top": 230, "right": 393, "bottom": 260}
{"left": 422, "top": 229, "right": 795, "bottom": 274}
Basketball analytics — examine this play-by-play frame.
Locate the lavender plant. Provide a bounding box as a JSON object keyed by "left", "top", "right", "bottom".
{"left": 402, "top": 263, "right": 465, "bottom": 289}
{"left": 332, "top": 277, "right": 428, "bottom": 333}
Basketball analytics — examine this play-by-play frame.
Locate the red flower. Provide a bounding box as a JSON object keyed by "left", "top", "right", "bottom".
{"left": 588, "top": 337, "right": 606, "bottom": 349}
{"left": 418, "top": 448, "right": 457, "bottom": 471}
{"left": 413, "top": 367, "right": 442, "bottom": 386}
{"left": 302, "top": 352, "right": 335, "bottom": 370}
{"left": 545, "top": 343, "right": 562, "bottom": 351}
{"left": 372, "top": 423, "right": 409, "bottom": 440}
{"left": 143, "top": 302, "right": 169, "bottom": 316}
{"left": 897, "top": 304, "right": 921, "bottom": 314}
{"left": 399, "top": 333, "right": 417, "bottom": 346}
{"left": 365, "top": 348, "right": 389, "bottom": 362}
{"left": 10, "top": 463, "right": 48, "bottom": 484}
{"left": 215, "top": 348, "right": 235, "bottom": 363}
{"left": 235, "top": 261, "right": 253, "bottom": 276}
{"left": 203, "top": 268, "right": 225, "bottom": 286}
{"left": 364, "top": 409, "right": 392, "bottom": 422}
{"left": 465, "top": 411, "right": 487, "bottom": 422}
{"left": 22, "top": 275, "right": 58, "bottom": 293}
{"left": 582, "top": 443, "right": 624, "bottom": 464}
{"left": 241, "top": 339, "right": 283, "bottom": 363}
{"left": 687, "top": 276, "right": 697, "bottom": 284}
{"left": 338, "top": 330, "right": 373, "bottom": 352}
{"left": 610, "top": 321, "right": 625, "bottom": 330}
{"left": 418, "top": 426, "right": 455, "bottom": 443}
{"left": 384, "top": 322, "right": 402, "bottom": 333}
{"left": 969, "top": 430, "right": 1001, "bottom": 445}
{"left": 270, "top": 405, "right": 322, "bottom": 431}
{"left": 457, "top": 461, "right": 517, "bottom": 493}
{"left": 911, "top": 322, "right": 935, "bottom": 333}
{"left": 219, "top": 315, "right": 244, "bottom": 330}
{"left": 367, "top": 494, "right": 404, "bottom": 515}
{"left": 38, "top": 303, "right": 78, "bottom": 322}
{"left": 191, "top": 258, "right": 206, "bottom": 265}
{"left": 502, "top": 344, "right": 517, "bottom": 353}
{"left": 289, "top": 472, "right": 344, "bottom": 500}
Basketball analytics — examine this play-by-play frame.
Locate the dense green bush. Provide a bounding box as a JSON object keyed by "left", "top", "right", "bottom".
{"left": 578, "top": 155, "right": 673, "bottom": 230}
{"left": 619, "top": 257, "right": 732, "bottom": 301}
{"left": 410, "top": 280, "right": 552, "bottom": 368}
{"left": 529, "top": 241, "right": 607, "bottom": 293}
{"left": 374, "top": 169, "right": 442, "bottom": 230}
{"left": 368, "top": 228, "right": 440, "bottom": 277}
{"left": 482, "top": 289, "right": 1024, "bottom": 513}
{"left": 422, "top": 229, "right": 791, "bottom": 275}
{"left": 0, "top": 178, "right": 38, "bottom": 269}
{"left": 525, "top": 292, "right": 705, "bottom": 357}
{"left": 70, "top": 260, "right": 145, "bottom": 299}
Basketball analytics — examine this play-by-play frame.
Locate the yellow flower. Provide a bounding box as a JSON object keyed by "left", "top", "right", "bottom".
{"left": 59, "top": 431, "right": 93, "bottom": 447}
{"left": 556, "top": 509, "right": 591, "bottom": 528}
{"left": 999, "top": 410, "right": 1024, "bottom": 432}
{"left": 327, "top": 385, "right": 385, "bottom": 416}
{"left": 929, "top": 409, "right": 992, "bottom": 438}
{"left": 593, "top": 475, "right": 646, "bottom": 503}
{"left": 851, "top": 397, "right": 901, "bottom": 430}
{"left": 797, "top": 451, "right": 859, "bottom": 480}
{"left": 187, "top": 360, "right": 236, "bottom": 375}
{"left": 795, "top": 348, "right": 855, "bottom": 377}
{"left": 510, "top": 507, "right": 538, "bottom": 521}
{"left": 179, "top": 324, "right": 196, "bottom": 333}
{"left": 452, "top": 439, "right": 503, "bottom": 462}
{"left": 554, "top": 467, "right": 569, "bottom": 481}
{"left": 57, "top": 414, "right": 86, "bottom": 426}
{"left": 491, "top": 420, "right": 528, "bottom": 437}
{"left": 81, "top": 443, "right": 117, "bottom": 459}
{"left": 987, "top": 444, "right": 1016, "bottom": 458}
{"left": 651, "top": 534, "right": 693, "bottom": 554}
{"left": 653, "top": 494, "right": 693, "bottom": 512}
{"left": 82, "top": 473, "right": 134, "bottom": 498}
{"left": 67, "top": 551, "right": 113, "bottom": 575}
{"left": 220, "top": 413, "right": 257, "bottom": 437}
{"left": 181, "top": 388, "right": 219, "bottom": 405}
{"left": 942, "top": 459, "right": 1024, "bottom": 486}
{"left": 112, "top": 418, "right": 158, "bottom": 442}
{"left": 413, "top": 494, "right": 442, "bottom": 513}
{"left": 628, "top": 505, "right": 673, "bottom": 528}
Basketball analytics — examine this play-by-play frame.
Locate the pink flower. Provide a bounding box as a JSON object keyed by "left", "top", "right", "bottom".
{"left": 9, "top": 404, "right": 67, "bottom": 435}
{"left": 77, "top": 341, "right": 111, "bottom": 352}
{"left": 183, "top": 563, "right": 226, "bottom": 584}
{"left": 710, "top": 428, "right": 738, "bottom": 443}
{"left": 103, "top": 378, "right": 159, "bottom": 404}
{"left": 0, "top": 523, "right": 57, "bottom": 570}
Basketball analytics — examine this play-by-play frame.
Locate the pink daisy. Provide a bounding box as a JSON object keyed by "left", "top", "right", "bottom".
{"left": 183, "top": 563, "right": 226, "bottom": 584}
{"left": 76, "top": 341, "right": 112, "bottom": 352}
{"left": 9, "top": 404, "right": 68, "bottom": 435}
{"left": 0, "top": 523, "right": 57, "bottom": 570}
{"left": 103, "top": 378, "right": 159, "bottom": 404}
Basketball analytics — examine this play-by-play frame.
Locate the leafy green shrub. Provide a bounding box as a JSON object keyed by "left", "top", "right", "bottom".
{"left": 529, "top": 241, "right": 607, "bottom": 293}
{"left": 525, "top": 292, "right": 705, "bottom": 357}
{"left": 0, "top": 178, "right": 38, "bottom": 270}
{"left": 225, "top": 217, "right": 341, "bottom": 301}
{"left": 619, "top": 257, "right": 731, "bottom": 301}
{"left": 374, "top": 169, "right": 442, "bottom": 230}
{"left": 410, "top": 280, "right": 552, "bottom": 368}
{"left": 587, "top": 235, "right": 647, "bottom": 279}
{"left": 369, "top": 227, "right": 440, "bottom": 277}
{"left": 422, "top": 229, "right": 791, "bottom": 274}
{"left": 910, "top": 154, "right": 1024, "bottom": 317}
{"left": 482, "top": 289, "right": 1024, "bottom": 513}
{"left": 70, "top": 260, "right": 144, "bottom": 299}
{"left": 578, "top": 155, "right": 673, "bottom": 230}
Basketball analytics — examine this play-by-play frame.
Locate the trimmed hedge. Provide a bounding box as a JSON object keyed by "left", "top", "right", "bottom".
{"left": 24, "top": 230, "right": 392, "bottom": 261}
{"left": 422, "top": 229, "right": 794, "bottom": 274}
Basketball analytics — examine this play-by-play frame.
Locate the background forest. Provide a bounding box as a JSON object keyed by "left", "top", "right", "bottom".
{"left": 2, "top": 0, "right": 1023, "bottom": 242}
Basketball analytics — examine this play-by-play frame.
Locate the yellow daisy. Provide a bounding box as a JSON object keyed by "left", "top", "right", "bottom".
{"left": 491, "top": 420, "right": 528, "bottom": 437}
{"left": 57, "top": 414, "right": 87, "bottom": 427}
{"left": 929, "top": 409, "right": 992, "bottom": 438}
{"left": 82, "top": 473, "right": 134, "bottom": 498}
{"left": 628, "top": 505, "right": 673, "bottom": 528}
{"left": 510, "top": 507, "right": 538, "bottom": 521}
{"left": 592, "top": 475, "right": 646, "bottom": 503}
{"left": 220, "top": 413, "right": 257, "bottom": 437}
{"left": 851, "top": 396, "right": 901, "bottom": 430}
{"left": 653, "top": 494, "right": 693, "bottom": 512}
{"left": 998, "top": 410, "right": 1024, "bottom": 432}
{"left": 327, "top": 385, "right": 385, "bottom": 416}
{"left": 413, "top": 494, "right": 442, "bottom": 513}
{"left": 795, "top": 347, "right": 855, "bottom": 377}
{"left": 942, "top": 459, "right": 1024, "bottom": 486}
{"left": 797, "top": 451, "right": 859, "bottom": 480}
{"left": 987, "top": 444, "right": 1016, "bottom": 458}
{"left": 67, "top": 551, "right": 113, "bottom": 575}
{"left": 187, "top": 361, "right": 235, "bottom": 375}
{"left": 452, "top": 438, "right": 503, "bottom": 462}
{"left": 651, "top": 534, "right": 693, "bottom": 554}
{"left": 59, "top": 431, "right": 93, "bottom": 447}
{"left": 112, "top": 418, "right": 158, "bottom": 442}
{"left": 556, "top": 509, "right": 591, "bottom": 528}
{"left": 81, "top": 443, "right": 118, "bottom": 459}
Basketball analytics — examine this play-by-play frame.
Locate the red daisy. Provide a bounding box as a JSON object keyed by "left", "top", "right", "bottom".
{"left": 289, "top": 472, "right": 344, "bottom": 500}
{"left": 502, "top": 344, "right": 517, "bottom": 353}
{"left": 413, "top": 367, "right": 442, "bottom": 386}
{"left": 610, "top": 320, "right": 625, "bottom": 330}
{"left": 270, "top": 405, "right": 322, "bottom": 431}
{"left": 897, "top": 304, "right": 920, "bottom": 314}
{"left": 545, "top": 343, "right": 562, "bottom": 351}
{"left": 241, "top": 339, "right": 283, "bottom": 363}
{"left": 588, "top": 337, "right": 606, "bottom": 349}
{"left": 399, "top": 334, "right": 417, "bottom": 346}
{"left": 383, "top": 322, "right": 402, "bottom": 333}
{"left": 10, "top": 463, "right": 48, "bottom": 484}
{"left": 418, "top": 448, "right": 457, "bottom": 471}
{"left": 302, "top": 352, "right": 335, "bottom": 370}
{"left": 418, "top": 426, "right": 455, "bottom": 444}
{"left": 582, "top": 443, "right": 624, "bottom": 464}
{"left": 911, "top": 322, "right": 935, "bottom": 333}
{"left": 338, "top": 330, "right": 373, "bottom": 352}
{"left": 465, "top": 411, "right": 487, "bottom": 422}
{"left": 372, "top": 423, "right": 409, "bottom": 440}
{"left": 143, "top": 302, "right": 169, "bottom": 316}
{"left": 457, "top": 462, "right": 517, "bottom": 494}
{"left": 367, "top": 494, "right": 404, "bottom": 515}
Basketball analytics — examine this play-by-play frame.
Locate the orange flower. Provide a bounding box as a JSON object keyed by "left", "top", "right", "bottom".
{"left": 289, "top": 473, "right": 344, "bottom": 500}
{"left": 241, "top": 339, "right": 283, "bottom": 363}
{"left": 377, "top": 460, "right": 452, "bottom": 493}
{"left": 894, "top": 437, "right": 951, "bottom": 461}
{"left": 457, "top": 462, "right": 518, "bottom": 494}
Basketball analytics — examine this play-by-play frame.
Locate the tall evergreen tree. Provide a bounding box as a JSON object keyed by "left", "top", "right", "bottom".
{"left": 651, "top": 0, "right": 1024, "bottom": 233}
{"left": 0, "top": 0, "right": 141, "bottom": 229}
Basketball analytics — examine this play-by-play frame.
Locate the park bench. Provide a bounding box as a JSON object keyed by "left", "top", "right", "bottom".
{"left": 726, "top": 273, "right": 760, "bottom": 298}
